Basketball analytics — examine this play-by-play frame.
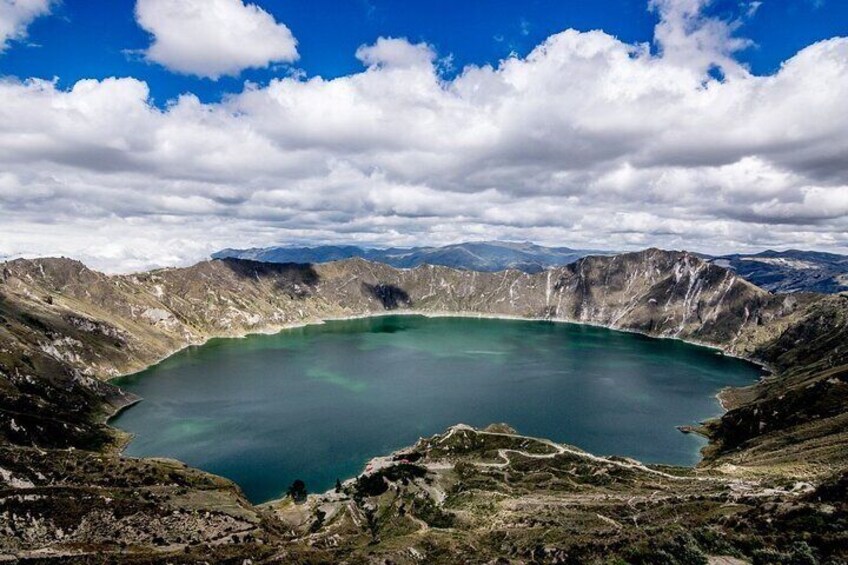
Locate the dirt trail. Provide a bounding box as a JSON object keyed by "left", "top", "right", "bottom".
{"left": 432, "top": 425, "right": 823, "bottom": 502}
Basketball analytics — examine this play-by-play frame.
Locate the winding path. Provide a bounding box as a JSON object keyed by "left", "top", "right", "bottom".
{"left": 431, "top": 425, "right": 812, "bottom": 497}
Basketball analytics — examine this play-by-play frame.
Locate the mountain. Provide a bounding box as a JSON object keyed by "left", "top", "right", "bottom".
{"left": 1, "top": 249, "right": 846, "bottom": 562}
{"left": 711, "top": 249, "right": 848, "bottom": 294}
{"left": 215, "top": 243, "right": 848, "bottom": 295}
{"left": 212, "top": 240, "right": 609, "bottom": 273}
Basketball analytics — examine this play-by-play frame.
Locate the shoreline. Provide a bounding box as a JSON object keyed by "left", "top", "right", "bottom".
{"left": 103, "top": 397, "right": 143, "bottom": 453}
{"left": 104, "top": 309, "right": 773, "bottom": 387}
{"left": 105, "top": 308, "right": 765, "bottom": 500}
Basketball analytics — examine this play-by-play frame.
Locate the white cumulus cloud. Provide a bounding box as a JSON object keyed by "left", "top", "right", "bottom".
{"left": 135, "top": 0, "right": 298, "bottom": 79}
{"left": 356, "top": 37, "right": 437, "bottom": 69}
{"left": 0, "top": 0, "right": 847, "bottom": 271}
{"left": 650, "top": 0, "right": 753, "bottom": 77}
{"left": 0, "top": 0, "right": 52, "bottom": 52}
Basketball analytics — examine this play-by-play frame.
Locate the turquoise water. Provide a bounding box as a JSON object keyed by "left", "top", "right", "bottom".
{"left": 111, "top": 315, "right": 762, "bottom": 503}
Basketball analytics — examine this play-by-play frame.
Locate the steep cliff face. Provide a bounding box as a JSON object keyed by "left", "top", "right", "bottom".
{"left": 1, "top": 250, "right": 846, "bottom": 561}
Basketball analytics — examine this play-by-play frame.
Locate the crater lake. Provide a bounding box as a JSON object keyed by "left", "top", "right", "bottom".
{"left": 111, "top": 315, "right": 763, "bottom": 503}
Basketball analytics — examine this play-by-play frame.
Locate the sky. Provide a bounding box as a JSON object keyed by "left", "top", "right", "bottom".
{"left": 0, "top": 0, "right": 846, "bottom": 272}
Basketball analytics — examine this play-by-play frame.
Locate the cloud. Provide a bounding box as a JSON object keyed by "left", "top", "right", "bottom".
{"left": 0, "top": 0, "right": 52, "bottom": 53}
{"left": 135, "top": 0, "right": 298, "bottom": 79}
{"left": 649, "top": 0, "right": 753, "bottom": 77}
{"left": 1, "top": 0, "right": 847, "bottom": 271}
{"left": 355, "top": 37, "right": 436, "bottom": 69}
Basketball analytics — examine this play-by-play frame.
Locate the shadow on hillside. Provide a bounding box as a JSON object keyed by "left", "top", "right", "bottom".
{"left": 217, "top": 258, "right": 320, "bottom": 299}
{"left": 362, "top": 283, "right": 412, "bottom": 310}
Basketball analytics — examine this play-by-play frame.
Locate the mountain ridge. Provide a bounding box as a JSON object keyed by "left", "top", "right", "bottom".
{"left": 710, "top": 249, "right": 848, "bottom": 294}
{"left": 213, "top": 240, "right": 848, "bottom": 294}
{"left": 1, "top": 249, "right": 846, "bottom": 561}
{"left": 212, "top": 240, "right": 610, "bottom": 274}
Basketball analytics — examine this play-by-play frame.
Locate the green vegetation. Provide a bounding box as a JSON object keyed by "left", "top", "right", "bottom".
{"left": 287, "top": 479, "right": 308, "bottom": 503}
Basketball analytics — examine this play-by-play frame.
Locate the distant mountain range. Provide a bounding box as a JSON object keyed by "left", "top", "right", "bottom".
{"left": 710, "top": 250, "right": 848, "bottom": 294}
{"left": 212, "top": 241, "right": 610, "bottom": 274}
{"left": 213, "top": 242, "right": 848, "bottom": 294}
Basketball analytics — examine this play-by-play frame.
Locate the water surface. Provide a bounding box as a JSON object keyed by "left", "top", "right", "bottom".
{"left": 112, "top": 315, "right": 762, "bottom": 503}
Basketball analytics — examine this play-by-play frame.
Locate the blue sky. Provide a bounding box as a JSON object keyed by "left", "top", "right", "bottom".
{"left": 2, "top": 0, "right": 844, "bottom": 105}
{"left": 0, "top": 0, "right": 846, "bottom": 270}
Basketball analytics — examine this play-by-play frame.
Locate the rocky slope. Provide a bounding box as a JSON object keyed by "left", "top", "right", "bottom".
{"left": 267, "top": 423, "right": 847, "bottom": 564}
{"left": 1, "top": 249, "right": 846, "bottom": 562}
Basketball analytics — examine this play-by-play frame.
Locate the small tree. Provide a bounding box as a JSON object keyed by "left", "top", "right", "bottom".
{"left": 335, "top": 478, "right": 343, "bottom": 493}
{"left": 287, "top": 479, "right": 307, "bottom": 503}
